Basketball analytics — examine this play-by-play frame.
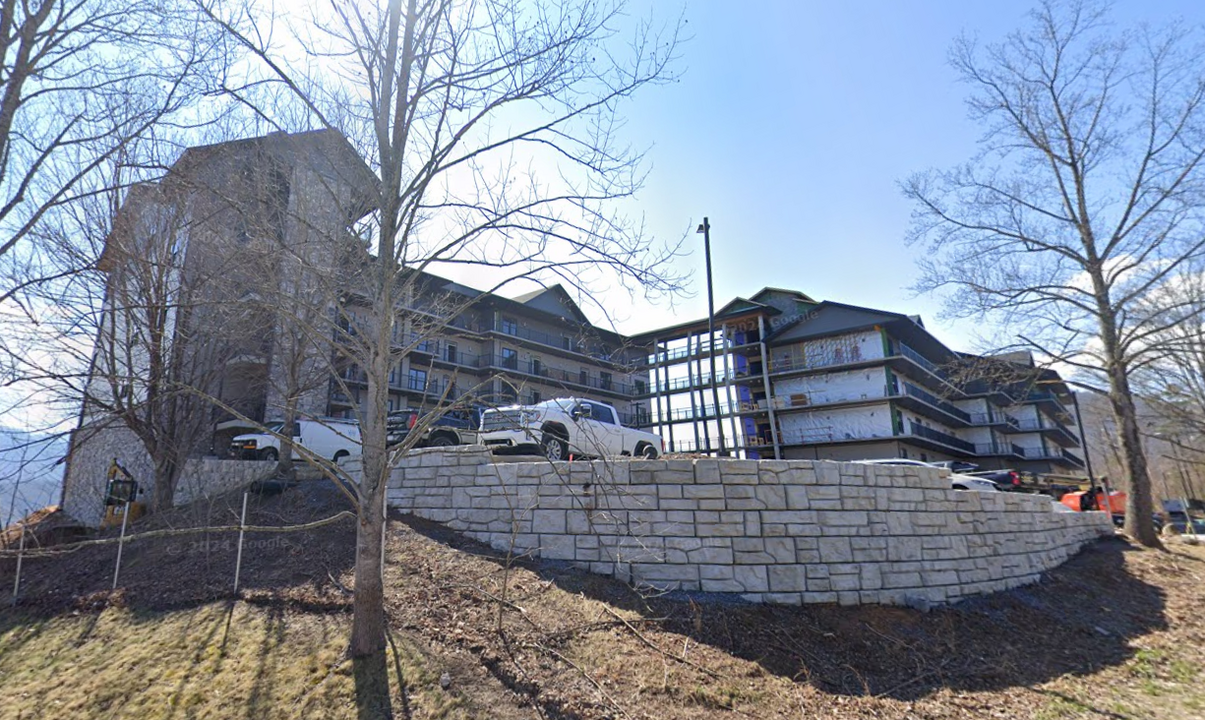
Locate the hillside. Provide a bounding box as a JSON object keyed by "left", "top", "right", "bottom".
{"left": 0, "top": 428, "right": 64, "bottom": 528}
{"left": 1, "top": 479, "right": 1203, "bottom": 719}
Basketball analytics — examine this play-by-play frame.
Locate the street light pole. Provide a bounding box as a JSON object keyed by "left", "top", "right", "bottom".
{"left": 698, "top": 217, "right": 727, "bottom": 456}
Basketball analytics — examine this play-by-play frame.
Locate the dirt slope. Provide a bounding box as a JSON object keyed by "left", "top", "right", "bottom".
{"left": 1, "top": 479, "right": 1202, "bottom": 719}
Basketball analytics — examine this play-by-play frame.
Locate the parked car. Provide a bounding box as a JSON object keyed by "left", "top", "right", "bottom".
{"left": 1161, "top": 517, "right": 1205, "bottom": 535}
{"left": 855, "top": 458, "right": 1000, "bottom": 492}
{"left": 479, "top": 397, "right": 662, "bottom": 460}
{"left": 387, "top": 408, "right": 481, "bottom": 448}
{"left": 231, "top": 418, "right": 361, "bottom": 462}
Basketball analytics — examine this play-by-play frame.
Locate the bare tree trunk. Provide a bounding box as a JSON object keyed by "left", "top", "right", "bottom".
{"left": 150, "top": 452, "right": 180, "bottom": 514}
{"left": 279, "top": 399, "right": 297, "bottom": 480}
{"left": 1110, "top": 367, "right": 1161, "bottom": 546}
{"left": 350, "top": 418, "right": 389, "bottom": 656}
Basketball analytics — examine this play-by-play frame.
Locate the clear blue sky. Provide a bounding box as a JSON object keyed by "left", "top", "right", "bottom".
{"left": 608, "top": 0, "right": 1205, "bottom": 350}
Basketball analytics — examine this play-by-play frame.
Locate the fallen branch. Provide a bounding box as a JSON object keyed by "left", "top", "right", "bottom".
{"left": 601, "top": 605, "right": 723, "bottom": 680}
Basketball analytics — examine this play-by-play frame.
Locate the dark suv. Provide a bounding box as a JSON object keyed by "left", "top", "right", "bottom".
{"left": 386, "top": 408, "right": 480, "bottom": 448}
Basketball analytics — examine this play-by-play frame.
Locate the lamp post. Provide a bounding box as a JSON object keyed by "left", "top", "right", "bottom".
{"left": 697, "top": 217, "right": 727, "bottom": 456}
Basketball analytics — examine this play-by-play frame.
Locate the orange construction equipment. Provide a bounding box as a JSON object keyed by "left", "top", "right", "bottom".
{"left": 1060, "top": 488, "right": 1126, "bottom": 513}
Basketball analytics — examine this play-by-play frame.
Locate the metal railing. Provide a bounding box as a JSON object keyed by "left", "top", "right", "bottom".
{"left": 1062, "top": 448, "right": 1084, "bottom": 466}
{"left": 968, "top": 412, "right": 1021, "bottom": 430}
{"left": 974, "top": 442, "right": 1023, "bottom": 457}
{"left": 902, "top": 384, "right": 971, "bottom": 423}
{"left": 908, "top": 421, "right": 975, "bottom": 453}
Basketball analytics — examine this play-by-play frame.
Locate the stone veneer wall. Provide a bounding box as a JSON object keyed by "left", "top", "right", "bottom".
{"left": 384, "top": 446, "right": 1113, "bottom": 606}
{"left": 63, "top": 419, "right": 274, "bottom": 526}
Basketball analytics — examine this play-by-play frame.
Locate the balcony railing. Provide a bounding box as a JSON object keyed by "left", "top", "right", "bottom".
{"left": 494, "top": 321, "right": 623, "bottom": 364}
{"left": 968, "top": 412, "right": 1021, "bottom": 430}
{"left": 1016, "top": 446, "right": 1058, "bottom": 460}
{"left": 1062, "top": 448, "right": 1084, "bottom": 466}
{"left": 896, "top": 343, "right": 946, "bottom": 377}
{"left": 908, "top": 421, "right": 975, "bottom": 453}
{"left": 974, "top": 442, "right": 1023, "bottom": 457}
{"left": 902, "top": 384, "right": 971, "bottom": 423}
{"left": 475, "top": 354, "right": 638, "bottom": 396}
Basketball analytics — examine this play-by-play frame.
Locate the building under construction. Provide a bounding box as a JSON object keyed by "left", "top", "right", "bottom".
{"left": 629, "top": 288, "right": 1086, "bottom": 475}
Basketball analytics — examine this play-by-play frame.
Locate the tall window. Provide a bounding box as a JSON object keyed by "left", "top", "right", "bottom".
{"left": 408, "top": 368, "right": 427, "bottom": 392}
{"left": 532, "top": 357, "right": 543, "bottom": 376}
{"left": 501, "top": 347, "right": 518, "bottom": 369}
{"left": 500, "top": 317, "right": 518, "bottom": 335}
{"left": 446, "top": 343, "right": 458, "bottom": 364}
{"left": 600, "top": 372, "right": 612, "bottom": 390}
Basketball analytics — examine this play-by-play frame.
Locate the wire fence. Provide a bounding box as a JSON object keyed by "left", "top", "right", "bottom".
{"left": 3, "top": 492, "right": 356, "bottom": 606}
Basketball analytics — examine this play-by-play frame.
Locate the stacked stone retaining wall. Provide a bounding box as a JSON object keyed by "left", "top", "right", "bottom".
{"left": 62, "top": 419, "right": 273, "bottom": 526}
{"left": 384, "top": 446, "right": 1113, "bottom": 606}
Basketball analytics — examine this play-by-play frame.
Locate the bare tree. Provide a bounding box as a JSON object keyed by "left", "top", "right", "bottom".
{"left": 0, "top": 0, "right": 229, "bottom": 293}
{"left": 197, "top": 0, "right": 684, "bottom": 691}
{"left": 902, "top": 0, "right": 1205, "bottom": 547}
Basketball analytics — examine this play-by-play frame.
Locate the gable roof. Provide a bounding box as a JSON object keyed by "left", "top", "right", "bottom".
{"left": 769, "top": 302, "right": 904, "bottom": 343}
{"left": 768, "top": 300, "right": 956, "bottom": 362}
{"left": 715, "top": 296, "right": 777, "bottom": 317}
{"left": 750, "top": 287, "right": 817, "bottom": 304}
{"left": 509, "top": 284, "right": 590, "bottom": 324}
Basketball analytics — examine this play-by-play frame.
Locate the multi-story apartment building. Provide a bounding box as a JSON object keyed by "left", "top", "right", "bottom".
{"left": 326, "top": 276, "right": 650, "bottom": 427}
{"left": 63, "top": 129, "right": 652, "bottom": 517}
{"left": 632, "top": 288, "right": 1086, "bottom": 475}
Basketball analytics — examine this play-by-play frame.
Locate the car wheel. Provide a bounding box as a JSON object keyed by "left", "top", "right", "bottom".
{"left": 542, "top": 433, "right": 568, "bottom": 461}
{"left": 261, "top": 448, "right": 279, "bottom": 462}
{"left": 429, "top": 435, "right": 455, "bottom": 447}
{"left": 637, "top": 443, "right": 659, "bottom": 459}
{"left": 333, "top": 450, "right": 349, "bottom": 463}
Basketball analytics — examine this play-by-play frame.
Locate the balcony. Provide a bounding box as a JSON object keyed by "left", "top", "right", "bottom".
{"left": 968, "top": 412, "right": 1021, "bottom": 430}
{"left": 476, "top": 354, "right": 639, "bottom": 397}
{"left": 901, "top": 383, "right": 971, "bottom": 424}
{"left": 974, "top": 442, "right": 1023, "bottom": 458}
{"left": 649, "top": 372, "right": 736, "bottom": 395}
{"left": 494, "top": 321, "right": 622, "bottom": 364}
{"left": 658, "top": 404, "right": 725, "bottom": 423}
{"left": 907, "top": 421, "right": 975, "bottom": 453}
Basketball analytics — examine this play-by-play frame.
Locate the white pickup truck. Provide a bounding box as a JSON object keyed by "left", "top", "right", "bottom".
{"left": 479, "top": 398, "right": 662, "bottom": 460}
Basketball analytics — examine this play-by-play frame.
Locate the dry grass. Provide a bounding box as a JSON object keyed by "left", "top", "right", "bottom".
{"left": 0, "top": 602, "right": 467, "bottom": 720}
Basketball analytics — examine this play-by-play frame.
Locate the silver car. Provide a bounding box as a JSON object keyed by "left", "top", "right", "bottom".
{"left": 855, "top": 458, "right": 1000, "bottom": 492}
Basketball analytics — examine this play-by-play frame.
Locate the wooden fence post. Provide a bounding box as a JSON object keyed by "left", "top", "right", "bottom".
{"left": 112, "top": 501, "right": 131, "bottom": 591}
{"left": 233, "top": 492, "right": 249, "bottom": 594}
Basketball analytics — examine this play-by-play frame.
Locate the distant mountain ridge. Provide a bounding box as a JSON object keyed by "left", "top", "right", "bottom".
{"left": 0, "top": 428, "right": 65, "bottom": 527}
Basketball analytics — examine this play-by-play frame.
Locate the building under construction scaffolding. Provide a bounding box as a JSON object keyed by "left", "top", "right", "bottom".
{"left": 630, "top": 288, "right": 1087, "bottom": 475}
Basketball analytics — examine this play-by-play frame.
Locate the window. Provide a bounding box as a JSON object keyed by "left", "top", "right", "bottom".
{"left": 501, "top": 348, "right": 518, "bottom": 369}
{"left": 579, "top": 369, "right": 588, "bottom": 386}
{"left": 532, "top": 358, "right": 543, "bottom": 376}
{"left": 529, "top": 389, "right": 542, "bottom": 404}
{"left": 446, "top": 343, "right": 458, "bottom": 364}
{"left": 600, "top": 372, "right": 612, "bottom": 390}
{"left": 562, "top": 336, "right": 571, "bottom": 350}
{"left": 500, "top": 317, "right": 518, "bottom": 335}
{"left": 407, "top": 368, "right": 427, "bottom": 392}
{"left": 590, "top": 404, "right": 615, "bottom": 424}
{"left": 388, "top": 364, "right": 400, "bottom": 386}
{"left": 635, "top": 379, "right": 646, "bottom": 394}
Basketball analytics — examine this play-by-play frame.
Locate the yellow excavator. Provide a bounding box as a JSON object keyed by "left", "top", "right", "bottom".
{"left": 100, "top": 458, "right": 146, "bottom": 529}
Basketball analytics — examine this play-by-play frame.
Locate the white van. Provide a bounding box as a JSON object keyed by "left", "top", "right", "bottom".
{"left": 231, "top": 418, "right": 361, "bottom": 463}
